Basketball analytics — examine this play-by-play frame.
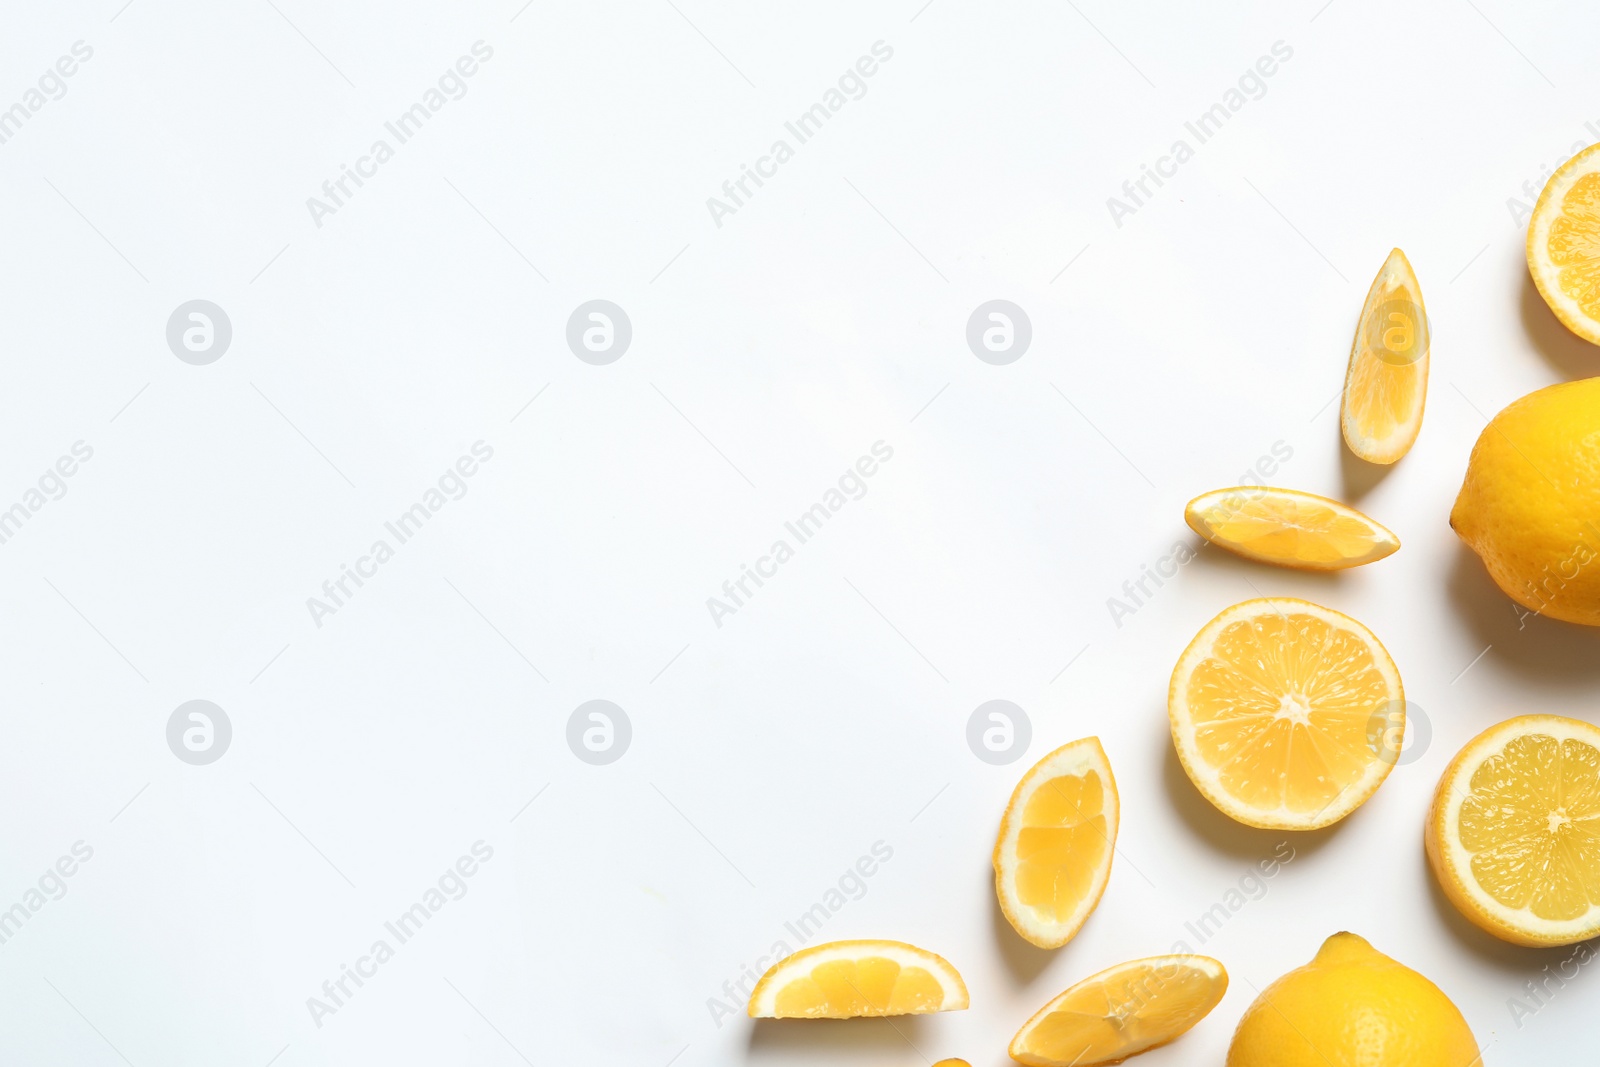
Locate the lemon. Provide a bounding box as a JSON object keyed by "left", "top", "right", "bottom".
{"left": 1528, "top": 141, "right": 1600, "bottom": 344}
{"left": 1168, "top": 599, "right": 1404, "bottom": 830}
{"left": 746, "top": 940, "right": 968, "bottom": 1018}
{"left": 1342, "top": 248, "right": 1430, "bottom": 464}
{"left": 1450, "top": 377, "right": 1600, "bottom": 626}
{"left": 1185, "top": 486, "right": 1400, "bottom": 570}
{"left": 993, "top": 737, "right": 1119, "bottom": 949}
{"left": 1227, "top": 932, "right": 1480, "bottom": 1067}
{"left": 1009, "top": 954, "right": 1227, "bottom": 1066}
{"left": 1426, "top": 715, "right": 1600, "bottom": 946}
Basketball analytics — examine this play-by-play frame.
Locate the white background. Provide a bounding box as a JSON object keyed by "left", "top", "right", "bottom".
{"left": 1, "top": 0, "right": 1597, "bottom": 1063}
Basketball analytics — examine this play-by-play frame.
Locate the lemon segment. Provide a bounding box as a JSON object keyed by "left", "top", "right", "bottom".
{"left": 1227, "top": 932, "right": 1479, "bottom": 1067}
{"left": 993, "top": 738, "right": 1118, "bottom": 949}
{"left": 746, "top": 940, "right": 968, "bottom": 1019}
{"left": 1009, "top": 955, "right": 1227, "bottom": 1067}
{"left": 1185, "top": 486, "right": 1399, "bottom": 571}
{"left": 1528, "top": 141, "right": 1600, "bottom": 344}
{"left": 1426, "top": 715, "right": 1600, "bottom": 946}
{"left": 1341, "top": 248, "right": 1429, "bottom": 464}
{"left": 1169, "top": 599, "right": 1403, "bottom": 830}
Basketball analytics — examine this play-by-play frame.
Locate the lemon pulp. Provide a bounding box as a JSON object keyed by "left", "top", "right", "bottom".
{"left": 1185, "top": 610, "right": 1390, "bottom": 816}
{"left": 1015, "top": 770, "right": 1109, "bottom": 923}
{"left": 1460, "top": 732, "right": 1600, "bottom": 921}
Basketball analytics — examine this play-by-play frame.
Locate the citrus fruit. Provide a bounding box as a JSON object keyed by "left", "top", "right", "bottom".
{"left": 1341, "top": 248, "right": 1430, "bottom": 464}
{"left": 1528, "top": 141, "right": 1600, "bottom": 344}
{"left": 1009, "top": 954, "right": 1227, "bottom": 1066}
{"left": 1185, "top": 486, "right": 1400, "bottom": 570}
{"left": 1227, "top": 932, "right": 1480, "bottom": 1067}
{"left": 1425, "top": 714, "right": 1600, "bottom": 947}
{"left": 1450, "top": 377, "right": 1600, "bottom": 627}
{"left": 746, "top": 940, "right": 968, "bottom": 1018}
{"left": 993, "top": 737, "right": 1118, "bottom": 949}
{"left": 1168, "top": 598, "right": 1404, "bottom": 830}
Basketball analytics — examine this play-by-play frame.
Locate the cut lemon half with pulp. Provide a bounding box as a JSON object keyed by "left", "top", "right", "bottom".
{"left": 1426, "top": 715, "right": 1600, "bottom": 946}
{"left": 994, "top": 737, "right": 1118, "bottom": 949}
{"left": 1169, "top": 599, "right": 1404, "bottom": 830}
{"left": 1341, "top": 248, "right": 1429, "bottom": 464}
{"left": 1529, "top": 141, "right": 1600, "bottom": 345}
{"left": 1009, "top": 955, "right": 1228, "bottom": 1067}
{"left": 746, "top": 940, "right": 969, "bottom": 1018}
{"left": 1185, "top": 486, "right": 1400, "bottom": 571}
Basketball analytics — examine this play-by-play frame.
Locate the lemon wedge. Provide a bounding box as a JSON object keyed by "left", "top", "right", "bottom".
{"left": 1186, "top": 486, "right": 1399, "bottom": 570}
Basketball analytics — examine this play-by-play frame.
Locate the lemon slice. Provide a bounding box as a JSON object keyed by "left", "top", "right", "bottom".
{"left": 746, "top": 940, "right": 968, "bottom": 1018}
{"left": 1529, "top": 142, "right": 1600, "bottom": 345}
{"left": 1169, "top": 599, "right": 1404, "bottom": 830}
{"left": 1185, "top": 487, "right": 1400, "bottom": 571}
{"left": 1009, "top": 955, "right": 1227, "bottom": 1067}
{"left": 993, "top": 737, "right": 1118, "bottom": 949}
{"left": 1426, "top": 715, "right": 1600, "bottom": 946}
{"left": 1341, "top": 248, "right": 1429, "bottom": 464}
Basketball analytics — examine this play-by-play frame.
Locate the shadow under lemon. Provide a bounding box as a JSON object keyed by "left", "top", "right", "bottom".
{"left": 1520, "top": 268, "right": 1600, "bottom": 382}
{"left": 747, "top": 1013, "right": 936, "bottom": 1059}
{"left": 1418, "top": 846, "right": 1579, "bottom": 979}
{"left": 1446, "top": 543, "right": 1600, "bottom": 685}
{"left": 987, "top": 862, "right": 1054, "bottom": 986}
{"left": 1185, "top": 533, "right": 1347, "bottom": 591}
{"left": 1339, "top": 429, "right": 1395, "bottom": 502}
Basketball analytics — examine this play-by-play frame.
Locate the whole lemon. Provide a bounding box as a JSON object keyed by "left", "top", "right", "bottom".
{"left": 1451, "top": 377, "right": 1600, "bottom": 626}
{"left": 1227, "top": 933, "right": 1479, "bottom": 1067}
